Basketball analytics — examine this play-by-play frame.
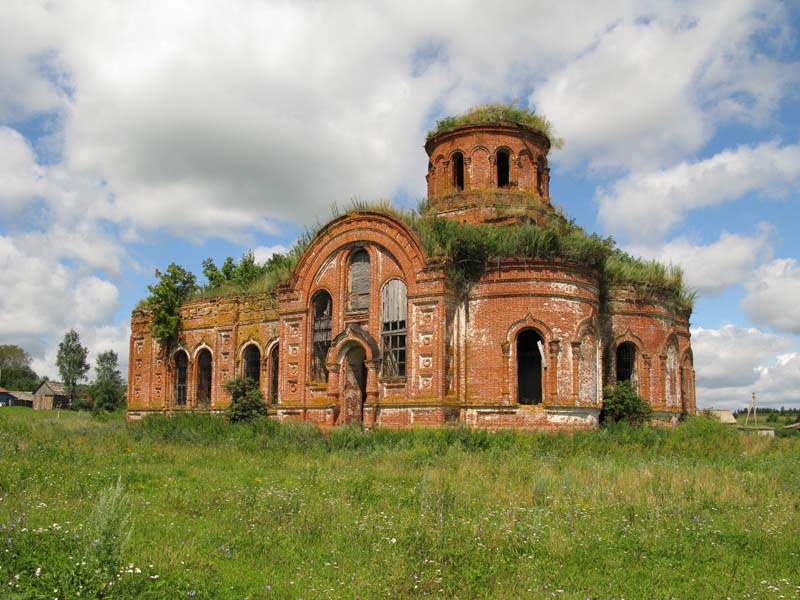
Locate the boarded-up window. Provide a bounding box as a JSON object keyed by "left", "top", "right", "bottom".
{"left": 243, "top": 344, "right": 260, "bottom": 387}
{"left": 196, "top": 349, "right": 212, "bottom": 406}
{"left": 174, "top": 351, "right": 188, "bottom": 406}
{"left": 312, "top": 291, "right": 332, "bottom": 382}
{"left": 616, "top": 342, "right": 636, "bottom": 383}
{"left": 381, "top": 279, "right": 407, "bottom": 378}
{"left": 348, "top": 249, "right": 370, "bottom": 311}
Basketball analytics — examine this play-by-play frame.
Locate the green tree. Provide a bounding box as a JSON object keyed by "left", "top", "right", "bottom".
{"left": 0, "top": 344, "right": 41, "bottom": 391}
{"left": 202, "top": 251, "right": 270, "bottom": 291}
{"left": 224, "top": 375, "right": 267, "bottom": 423}
{"left": 92, "top": 350, "right": 125, "bottom": 413}
{"left": 56, "top": 329, "right": 90, "bottom": 405}
{"left": 601, "top": 381, "right": 652, "bottom": 425}
{"left": 146, "top": 263, "right": 198, "bottom": 347}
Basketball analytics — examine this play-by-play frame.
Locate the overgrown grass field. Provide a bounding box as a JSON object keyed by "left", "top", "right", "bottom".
{"left": 1, "top": 408, "right": 798, "bottom": 599}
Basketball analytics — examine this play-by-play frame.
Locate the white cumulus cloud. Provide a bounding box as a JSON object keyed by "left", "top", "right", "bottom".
{"left": 743, "top": 258, "right": 800, "bottom": 335}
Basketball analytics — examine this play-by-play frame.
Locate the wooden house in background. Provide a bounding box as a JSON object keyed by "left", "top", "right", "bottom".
{"left": 33, "top": 381, "right": 70, "bottom": 410}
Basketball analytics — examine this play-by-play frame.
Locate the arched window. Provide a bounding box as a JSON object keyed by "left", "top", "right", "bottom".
{"left": 174, "top": 350, "right": 188, "bottom": 406}
{"left": 517, "top": 329, "right": 544, "bottom": 405}
{"left": 348, "top": 249, "right": 370, "bottom": 311}
{"left": 381, "top": 279, "right": 407, "bottom": 378}
{"left": 196, "top": 349, "right": 212, "bottom": 407}
{"left": 269, "top": 344, "right": 279, "bottom": 404}
{"left": 311, "top": 291, "right": 332, "bottom": 382}
{"left": 497, "top": 149, "right": 510, "bottom": 188}
{"left": 616, "top": 342, "right": 636, "bottom": 383}
{"left": 536, "top": 155, "right": 546, "bottom": 195}
{"left": 452, "top": 151, "right": 464, "bottom": 191}
{"left": 243, "top": 344, "right": 260, "bottom": 387}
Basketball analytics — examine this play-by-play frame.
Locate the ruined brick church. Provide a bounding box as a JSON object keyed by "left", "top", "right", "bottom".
{"left": 128, "top": 115, "right": 696, "bottom": 429}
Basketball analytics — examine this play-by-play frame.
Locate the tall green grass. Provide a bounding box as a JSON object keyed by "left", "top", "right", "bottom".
{"left": 1, "top": 408, "right": 798, "bottom": 598}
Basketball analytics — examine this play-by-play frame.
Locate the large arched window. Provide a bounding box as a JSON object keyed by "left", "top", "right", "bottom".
{"left": 517, "top": 329, "right": 544, "bottom": 405}
{"left": 497, "top": 149, "right": 510, "bottom": 188}
{"left": 174, "top": 350, "right": 188, "bottom": 406}
{"left": 381, "top": 279, "right": 407, "bottom": 378}
{"left": 348, "top": 249, "right": 370, "bottom": 311}
{"left": 243, "top": 344, "right": 261, "bottom": 387}
{"left": 196, "top": 349, "right": 212, "bottom": 407}
{"left": 536, "top": 155, "right": 546, "bottom": 196}
{"left": 616, "top": 342, "right": 637, "bottom": 383}
{"left": 269, "top": 344, "right": 279, "bottom": 404}
{"left": 451, "top": 151, "right": 464, "bottom": 191}
{"left": 311, "top": 291, "right": 332, "bottom": 382}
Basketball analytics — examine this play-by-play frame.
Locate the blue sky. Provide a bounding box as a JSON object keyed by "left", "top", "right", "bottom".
{"left": 1, "top": 0, "right": 799, "bottom": 410}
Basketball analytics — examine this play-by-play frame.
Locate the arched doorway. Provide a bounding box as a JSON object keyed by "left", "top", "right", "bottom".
{"left": 242, "top": 344, "right": 261, "bottom": 387}
{"left": 341, "top": 345, "right": 367, "bottom": 425}
{"left": 517, "top": 329, "right": 543, "bottom": 405}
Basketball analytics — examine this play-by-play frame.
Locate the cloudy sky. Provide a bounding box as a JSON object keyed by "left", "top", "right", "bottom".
{"left": 1, "top": 0, "right": 799, "bottom": 411}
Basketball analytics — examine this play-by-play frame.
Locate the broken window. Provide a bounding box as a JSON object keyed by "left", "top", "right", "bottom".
{"left": 497, "top": 149, "right": 510, "bottom": 187}
{"left": 243, "top": 344, "right": 260, "bottom": 387}
{"left": 269, "top": 344, "right": 279, "bottom": 404}
{"left": 311, "top": 291, "right": 332, "bottom": 382}
{"left": 517, "top": 328, "right": 543, "bottom": 405}
{"left": 381, "top": 279, "right": 407, "bottom": 378}
{"left": 196, "top": 349, "right": 212, "bottom": 407}
{"left": 174, "top": 350, "right": 188, "bottom": 406}
{"left": 616, "top": 342, "right": 636, "bottom": 383}
{"left": 452, "top": 151, "right": 464, "bottom": 191}
{"left": 348, "top": 249, "right": 370, "bottom": 311}
{"left": 537, "top": 155, "right": 546, "bottom": 195}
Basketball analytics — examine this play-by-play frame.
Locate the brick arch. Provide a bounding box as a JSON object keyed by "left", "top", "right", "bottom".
{"left": 469, "top": 144, "right": 490, "bottom": 159}
{"left": 575, "top": 314, "right": 598, "bottom": 341}
{"left": 327, "top": 323, "right": 381, "bottom": 365}
{"left": 493, "top": 145, "right": 516, "bottom": 160}
{"left": 505, "top": 312, "right": 553, "bottom": 345}
{"left": 191, "top": 341, "right": 214, "bottom": 360}
{"left": 291, "top": 212, "right": 426, "bottom": 303}
{"left": 236, "top": 338, "right": 263, "bottom": 362}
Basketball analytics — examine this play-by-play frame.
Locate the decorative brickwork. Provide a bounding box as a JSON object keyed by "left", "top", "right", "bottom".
{"left": 128, "top": 120, "right": 695, "bottom": 429}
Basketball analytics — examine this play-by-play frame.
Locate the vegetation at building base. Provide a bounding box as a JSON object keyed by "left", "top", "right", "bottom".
{"left": 1, "top": 408, "right": 798, "bottom": 598}
{"left": 223, "top": 375, "right": 268, "bottom": 423}
{"left": 600, "top": 380, "right": 653, "bottom": 424}
{"left": 426, "top": 102, "right": 565, "bottom": 149}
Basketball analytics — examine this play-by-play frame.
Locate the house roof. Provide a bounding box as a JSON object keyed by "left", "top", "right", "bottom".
{"left": 34, "top": 381, "right": 69, "bottom": 396}
{"left": 9, "top": 391, "right": 34, "bottom": 402}
{"left": 0, "top": 387, "right": 8, "bottom": 394}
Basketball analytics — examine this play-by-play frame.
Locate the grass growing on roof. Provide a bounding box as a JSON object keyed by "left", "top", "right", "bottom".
{"left": 427, "top": 102, "right": 564, "bottom": 148}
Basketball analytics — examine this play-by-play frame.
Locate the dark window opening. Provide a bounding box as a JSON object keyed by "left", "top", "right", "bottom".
{"left": 616, "top": 342, "right": 636, "bottom": 383}
{"left": 174, "top": 351, "right": 188, "bottom": 406}
{"left": 536, "top": 155, "right": 546, "bottom": 195}
{"left": 196, "top": 349, "right": 212, "bottom": 407}
{"left": 243, "top": 344, "right": 260, "bottom": 387}
{"left": 348, "top": 249, "right": 370, "bottom": 311}
{"left": 452, "top": 152, "right": 464, "bottom": 191}
{"left": 497, "top": 150, "right": 510, "bottom": 187}
{"left": 381, "top": 280, "right": 407, "bottom": 378}
{"left": 517, "top": 329, "right": 543, "bottom": 405}
{"left": 269, "top": 345, "right": 279, "bottom": 404}
{"left": 312, "top": 292, "right": 332, "bottom": 382}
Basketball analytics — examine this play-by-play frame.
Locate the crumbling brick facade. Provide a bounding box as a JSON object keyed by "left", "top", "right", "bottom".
{"left": 128, "top": 121, "right": 696, "bottom": 428}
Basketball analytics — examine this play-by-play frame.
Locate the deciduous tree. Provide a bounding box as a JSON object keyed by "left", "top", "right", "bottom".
{"left": 56, "top": 329, "right": 89, "bottom": 405}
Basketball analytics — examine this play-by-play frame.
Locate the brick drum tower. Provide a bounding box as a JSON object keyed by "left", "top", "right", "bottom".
{"left": 128, "top": 106, "right": 696, "bottom": 429}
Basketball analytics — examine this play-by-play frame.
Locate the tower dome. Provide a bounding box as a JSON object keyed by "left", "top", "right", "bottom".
{"left": 424, "top": 105, "right": 554, "bottom": 225}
